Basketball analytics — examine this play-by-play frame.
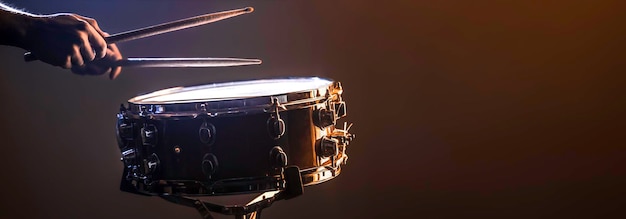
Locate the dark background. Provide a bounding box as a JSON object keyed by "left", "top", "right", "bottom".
{"left": 1, "top": 0, "right": 625, "bottom": 218}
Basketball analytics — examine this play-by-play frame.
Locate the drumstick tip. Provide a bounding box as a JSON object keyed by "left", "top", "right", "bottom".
{"left": 244, "top": 7, "right": 254, "bottom": 13}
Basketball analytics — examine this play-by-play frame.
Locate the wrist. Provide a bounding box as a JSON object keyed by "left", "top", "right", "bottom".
{"left": 0, "top": 11, "right": 27, "bottom": 47}
{"left": 0, "top": 11, "right": 40, "bottom": 49}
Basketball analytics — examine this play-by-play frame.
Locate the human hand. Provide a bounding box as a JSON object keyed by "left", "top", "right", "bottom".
{"left": 22, "top": 13, "right": 123, "bottom": 79}
{"left": 71, "top": 32, "right": 123, "bottom": 79}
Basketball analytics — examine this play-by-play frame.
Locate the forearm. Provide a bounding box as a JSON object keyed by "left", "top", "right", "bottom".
{"left": 1, "top": 2, "right": 123, "bottom": 78}
{"left": 0, "top": 3, "right": 37, "bottom": 49}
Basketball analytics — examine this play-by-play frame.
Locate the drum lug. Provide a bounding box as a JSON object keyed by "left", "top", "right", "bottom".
{"left": 141, "top": 124, "right": 158, "bottom": 146}
{"left": 317, "top": 122, "right": 355, "bottom": 167}
{"left": 117, "top": 122, "right": 133, "bottom": 140}
{"left": 119, "top": 103, "right": 128, "bottom": 113}
{"left": 316, "top": 136, "right": 339, "bottom": 158}
{"left": 267, "top": 97, "right": 286, "bottom": 139}
{"left": 313, "top": 108, "right": 336, "bottom": 128}
{"left": 116, "top": 115, "right": 134, "bottom": 150}
{"left": 269, "top": 146, "right": 288, "bottom": 168}
{"left": 116, "top": 104, "right": 134, "bottom": 147}
{"left": 138, "top": 105, "right": 147, "bottom": 117}
{"left": 142, "top": 153, "right": 160, "bottom": 175}
{"left": 267, "top": 116, "right": 285, "bottom": 140}
{"left": 196, "top": 103, "right": 207, "bottom": 112}
{"left": 202, "top": 153, "right": 219, "bottom": 179}
{"left": 199, "top": 121, "right": 216, "bottom": 145}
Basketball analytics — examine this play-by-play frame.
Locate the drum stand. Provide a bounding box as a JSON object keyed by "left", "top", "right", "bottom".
{"left": 159, "top": 166, "right": 304, "bottom": 219}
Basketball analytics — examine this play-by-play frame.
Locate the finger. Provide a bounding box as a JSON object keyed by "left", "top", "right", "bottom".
{"left": 79, "top": 31, "right": 96, "bottom": 62}
{"left": 70, "top": 44, "right": 84, "bottom": 67}
{"left": 43, "top": 47, "right": 72, "bottom": 69}
{"left": 87, "top": 64, "right": 111, "bottom": 76}
{"left": 77, "top": 44, "right": 121, "bottom": 77}
{"left": 108, "top": 43, "right": 122, "bottom": 59}
{"left": 83, "top": 21, "right": 107, "bottom": 59}
{"left": 110, "top": 66, "right": 122, "bottom": 80}
{"left": 106, "top": 44, "right": 123, "bottom": 79}
{"left": 73, "top": 15, "right": 107, "bottom": 58}
{"left": 72, "top": 18, "right": 92, "bottom": 62}
{"left": 74, "top": 60, "right": 111, "bottom": 76}
{"left": 73, "top": 15, "right": 106, "bottom": 36}
{"left": 63, "top": 55, "right": 72, "bottom": 69}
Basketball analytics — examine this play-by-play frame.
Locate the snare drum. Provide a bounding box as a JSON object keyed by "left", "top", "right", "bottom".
{"left": 116, "top": 77, "right": 354, "bottom": 196}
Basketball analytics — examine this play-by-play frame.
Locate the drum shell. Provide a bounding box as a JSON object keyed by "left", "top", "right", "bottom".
{"left": 120, "top": 106, "right": 326, "bottom": 182}
{"left": 116, "top": 77, "right": 353, "bottom": 196}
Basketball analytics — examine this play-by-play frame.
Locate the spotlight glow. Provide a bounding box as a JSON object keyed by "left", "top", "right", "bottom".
{"left": 130, "top": 77, "right": 332, "bottom": 104}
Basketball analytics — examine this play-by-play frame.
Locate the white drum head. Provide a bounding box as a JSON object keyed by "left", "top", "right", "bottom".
{"left": 129, "top": 77, "right": 333, "bottom": 104}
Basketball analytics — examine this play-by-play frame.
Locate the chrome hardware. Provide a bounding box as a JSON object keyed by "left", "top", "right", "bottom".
{"left": 313, "top": 108, "right": 336, "bottom": 128}
{"left": 117, "top": 122, "right": 133, "bottom": 139}
{"left": 269, "top": 146, "right": 288, "bottom": 168}
{"left": 333, "top": 101, "right": 347, "bottom": 118}
{"left": 116, "top": 113, "right": 134, "bottom": 149}
{"left": 316, "top": 122, "right": 355, "bottom": 169}
{"left": 120, "top": 148, "right": 136, "bottom": 164}
{"left": 141, "top": 124, "right": 158, "bottom": 146}
{"left": 173, "top": 146, "right": 182, "bottom": 154}
{"left": 138, "top": 105, "right": 148, "bottom": 117}
{"left": 267, "top": 117, "right": 285, "bottom": 140}
{"left": 202, "top": 153, "right": 219, "bottom": 179}
{"left": 119, "top": 103, "right": 127, "bottom": 113}
{"left": 126, "top": 78, "right": 335, "bottom": 118}
{"left": 267, "top": 97, "right": 286, "bottom": 139}
{"left": 330, "top": 122, "right": 355, "bottom": 147}
{"left": 196, "top": 103, "right": 207, "bottom": 112}
{"left": 116, "top": 105, "right": 134, "bottom": 147}
{"left": 330, "top": 81, "right": 344, "bottom": 96}
{"left": 313, "top": 81, "right": 346, "bottom": 128}
{"left": 283, "top": 166, "right": 304, "bottom": 199}
{"left": 143, "top": 153, "right": 160, "bottom": 175}
{"left": 329, "top": 122, "right": 355, "bottom": 167}
{"left": 199, "top": 121, "right": 216, "bottom": 145}
{"left": 317, "top": 136, "right": 339, "bottom": 158}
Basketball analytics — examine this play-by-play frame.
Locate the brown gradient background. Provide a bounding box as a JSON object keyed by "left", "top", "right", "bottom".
{"left": 1, "top": 0, "right": 625, "bottom": 218}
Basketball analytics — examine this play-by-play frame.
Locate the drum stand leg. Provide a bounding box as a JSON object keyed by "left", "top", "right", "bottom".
{"left": 162, "top": 189, "right": 286, "bottom": 219}
{"left": 160, "top": 166, "right": 304, "bottom": 219}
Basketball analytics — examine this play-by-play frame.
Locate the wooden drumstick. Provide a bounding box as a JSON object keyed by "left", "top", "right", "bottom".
{"left": 113, "top": 57, "right": 262, "bottom": 68}
{"left": 24, "top": 7, "right": 254, "bottom": 62}
{"left": 106, "top": 7, "right": 253, "bottom": 43}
